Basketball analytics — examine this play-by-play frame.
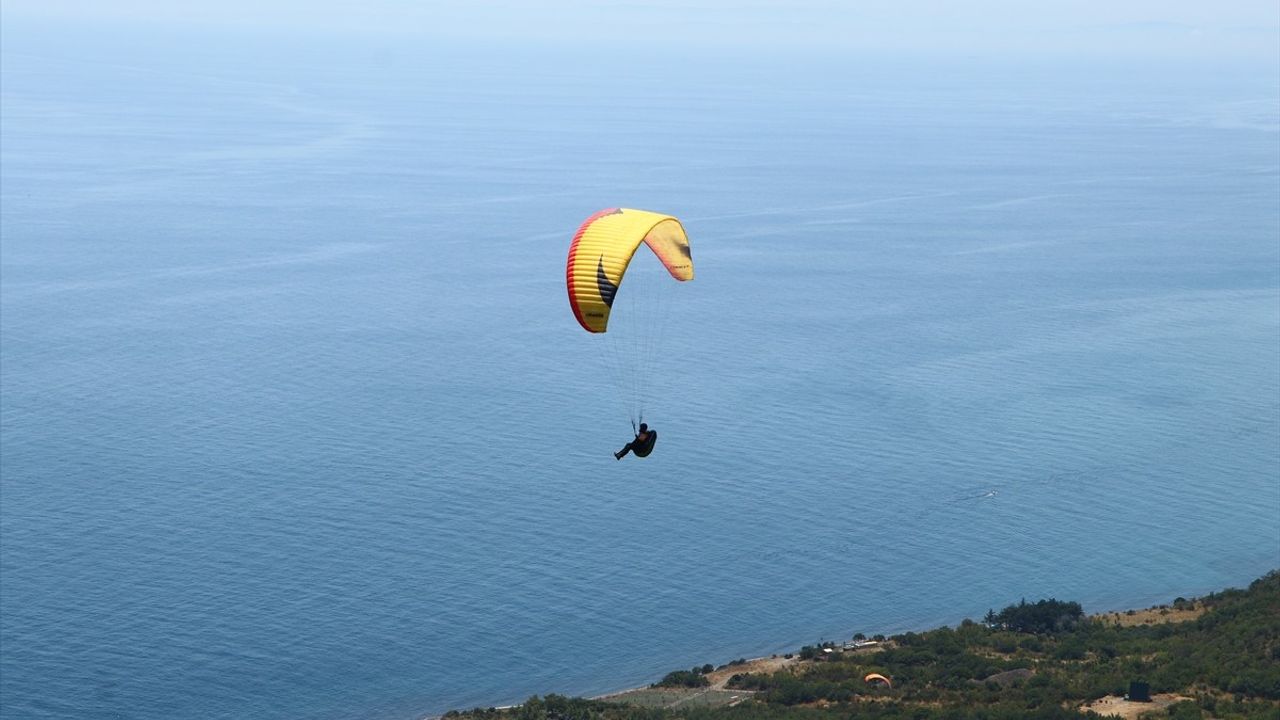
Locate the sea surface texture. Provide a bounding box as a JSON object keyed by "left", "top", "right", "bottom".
{"left": 2, "top": 30, "right": 1278, "bottom": 720}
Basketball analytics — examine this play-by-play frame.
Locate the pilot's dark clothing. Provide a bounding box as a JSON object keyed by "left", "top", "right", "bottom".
{"left": 615, "top": 430, "right": 657, "bottom": 460}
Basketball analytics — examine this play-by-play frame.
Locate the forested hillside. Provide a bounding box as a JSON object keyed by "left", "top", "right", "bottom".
{"left": 448, "top": 572, "right": 1279, "bottom": 720}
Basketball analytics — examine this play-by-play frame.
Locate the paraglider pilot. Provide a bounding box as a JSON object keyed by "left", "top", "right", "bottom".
{"left": 615, "top": 423, "right": 657, "bottom": 460}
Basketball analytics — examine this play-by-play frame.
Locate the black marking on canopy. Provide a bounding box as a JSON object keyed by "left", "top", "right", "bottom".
{"left": 679, "top": 243, "right": 692, "bottom": 258}
{"left": 596, "top": 255, "right": 618, "bottom": 307}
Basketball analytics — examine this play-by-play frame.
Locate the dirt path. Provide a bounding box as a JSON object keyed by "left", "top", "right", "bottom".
{"left": 1094, "top": 603, "right": 1205, "bottom": 627}
{"left": 705, "top": 656, "right": 797, "bottom": 690}
{"left": 1081, "top": 693, "right": 1193, "bottom": 719}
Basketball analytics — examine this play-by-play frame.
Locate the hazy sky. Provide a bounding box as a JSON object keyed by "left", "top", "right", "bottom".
{"left": 4, "top": 0, "right": 1279, "bottom": 62}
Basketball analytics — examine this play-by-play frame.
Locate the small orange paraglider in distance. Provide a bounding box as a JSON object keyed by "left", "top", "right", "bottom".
{"left": 864, "top": 672, "right": 893, "bottom": 689}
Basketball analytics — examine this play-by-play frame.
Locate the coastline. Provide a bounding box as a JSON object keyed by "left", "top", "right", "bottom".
{"left": 435, "top": 586, "right": 1228, "bottom": 718}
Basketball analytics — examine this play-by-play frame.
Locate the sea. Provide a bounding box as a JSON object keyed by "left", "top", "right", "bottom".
{"left": 2, "top": 23, "right": 1278, "bottom": 720}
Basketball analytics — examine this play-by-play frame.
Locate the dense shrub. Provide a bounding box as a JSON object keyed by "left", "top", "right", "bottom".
{"left": 653, "top": 670, "right": 708, "bottom": 688}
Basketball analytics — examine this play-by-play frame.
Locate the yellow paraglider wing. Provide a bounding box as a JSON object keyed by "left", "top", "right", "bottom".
{"left": 566, "top": 208, "right": 694, "bottom": 333}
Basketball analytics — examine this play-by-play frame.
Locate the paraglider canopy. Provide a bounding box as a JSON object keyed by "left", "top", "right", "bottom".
{"left": 565, "top": 207, "right": 695, "bottom": 430}
{"left": 864, "top": 673, "right": 892, "bottom": 688}
{"left": 566, "top": 208, "right": 693, "bottom": 334}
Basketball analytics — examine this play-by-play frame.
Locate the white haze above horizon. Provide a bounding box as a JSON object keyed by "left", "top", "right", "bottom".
{"left": 3, "top": 0, "right": 1278, "bottom": 65}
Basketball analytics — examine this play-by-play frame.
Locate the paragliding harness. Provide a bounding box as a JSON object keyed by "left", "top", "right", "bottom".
{"left": 631, "top": 430, "right": 657, "bottom": 458}
{"left": 616, "top": 420, "right": 657, "bottom": 460}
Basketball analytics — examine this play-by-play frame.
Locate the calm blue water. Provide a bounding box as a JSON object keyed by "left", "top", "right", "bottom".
{"left": 2, "top": 27, "right": 1278, "bottom": 720}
